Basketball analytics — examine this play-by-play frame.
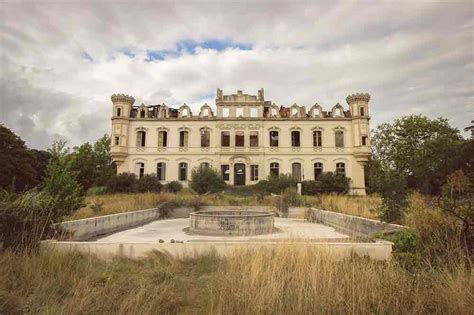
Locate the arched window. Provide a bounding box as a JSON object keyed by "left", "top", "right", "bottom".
{"left": 182, "top": 108, "right": 188, "bottom": 117}
{"left": 292, "top": 162, "right": 302, "bottom": 181}
{"left": 250, "top": 131, "right": 259, "bottom": 147}
{"left": 136, "top": 162, "right": 145, "bottom": 178}
{"left": 203, "top": 108, "right": 209, "bottom": 117}
{"left": 157, "top": 162, "right": 166, "bottom": 181}
{"left": 334, "top": 108, "right": 341, "bottom": 117}
{"left": 161, "top": 108, "right": 167, "bottom": 118}
{"left": 136, "top": 130, "right": 146, "bottom": 147}
{"left": 336, "top": 162, "right": 346, "bottom": 177}
{"left": 235, "top": 131, "right": 244, "bottom": 147}
{"left": 335, "top": 130, "right": 344, "bottom": 147}
{"left": 270, "top": 162, "right": 279, "bottom": 177}
{"left": 140, "top": 109, "right": 146, "bottom": 118}
{"left": 360, "top": 107, "right": 365, "bottom": 116}
{"left": 269, "top": 131, "right": 279, "bottom": 147}
{"left": 116, "top": 107, "right": 121, "bottom": 117}
{"left": 200, "top": 162, "right": 210, "bottom": 169}
{"left": 201, "top": 129, "right": 210, "bottom": 147}
{"left": 179, "top": 162, "right": 188, "bottom": 181}
{"left": 221, "top": 131, "right": 230, "bottom": 147}
{"left": 313, "top": 130, "right": 322, "bottom": 147}
{"left": 291, "top": 130, "right": 300, "bottom": 147}
{"left": 313, "top": 108, "right": 320, "bottom": 117}
{"left": 314, "top": 162, "right": 323, "bottom": 179}
{"left": 158, "top": 130, "right": 167, "bottom": 147}
{"left": 291, "top": 108, "right": 298, "bottom": 117}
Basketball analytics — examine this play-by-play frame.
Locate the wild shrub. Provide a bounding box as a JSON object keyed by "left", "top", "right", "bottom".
{"left": 164, "top": 181, "right": 183, "bottom": 193}
{"left": 317, "top": 172, "right": 351, "bottom": 194}
{"left": 106, "top": 173, "right": 137, "bottom": 193}
{"left": 190, "top": 166, "right": 226, "bottom": 194}
{"left": 373, "top": 170, "right": 408, "bottom": 223}
{"left": 136, "top": 174, "right": 162, "bottom": 193}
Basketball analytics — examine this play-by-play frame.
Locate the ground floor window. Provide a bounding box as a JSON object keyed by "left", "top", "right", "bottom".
{"left": 200, "top": 162, "right": 210, "bottom": 169}
{"left": 221, "top": 165, "right": 230, "bottom": 181}
{"left": 270, "top": 162, "right": 279, "bottom": 177}
{"left": 336, "top": 162, "right": 345, "bottom": 176}
{"left": 136, "top": 162, "right": 145, "bottom": 178}
{"left": 250, "top": 165, "right": 259, "bottom": 181}
{"left": 157, "top": 162, "right": 166, "bottom": 181}
{"left": 179, "top": 162, "right": 188, "bottom": 181}
{"left": 314, "top": 162, "right": 323, "bottom": 179}
{"left": 292, "top": 162, "right": 302, "bottom": 181}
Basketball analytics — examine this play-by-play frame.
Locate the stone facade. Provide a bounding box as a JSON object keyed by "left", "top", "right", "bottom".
{"left": 110, "top": 88, "right": 372, "bottom": 195}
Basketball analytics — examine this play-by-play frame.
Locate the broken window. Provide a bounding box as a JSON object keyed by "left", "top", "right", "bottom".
{"left": 291, "top": 130, "right": 300, "bottom": 147}
{"left": 270, "top": 131, "right": 279, "bottom": 147}
{"left": 250, "top": 131, "right": 259, "bottom": 147}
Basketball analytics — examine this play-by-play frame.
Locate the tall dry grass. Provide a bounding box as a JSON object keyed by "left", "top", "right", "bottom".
{"left": 68, "top": 191, "right": 381, "bottom": 220}
{"left": 304, "top": 193, "right": 381, "bottom": 219}
{"left": 211, "top": 245, "right": 473, "bottom": 314}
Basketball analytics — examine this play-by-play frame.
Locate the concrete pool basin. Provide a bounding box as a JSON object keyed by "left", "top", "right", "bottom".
{"left": 189, "top": 210, "right": 275, "bottom": 236}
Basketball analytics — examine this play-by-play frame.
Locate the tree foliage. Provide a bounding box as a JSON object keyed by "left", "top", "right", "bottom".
{"left": 190, "top": 166, "right": 226, "bottom": 194}
{"left": 0, "top": 124, "right": 51, "bottom": 192}
{"left": 371, "top": 115, "right": 466, "bottom": 194}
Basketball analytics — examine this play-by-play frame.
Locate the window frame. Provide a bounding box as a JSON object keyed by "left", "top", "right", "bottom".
{"left": 335, "top": 162, "right": 346, "bottom": 177}
{"left": 157, "top": 162, "right": 166, "bottom": 181}
{"left": 178, "top": 162, "right": 188, "bottom": 181}
{"left": 250, "top": 165, "right": 259, "bottom": 181}
{"left": 269, "top": 130, "right": 279, "bottom": 147}
{"left": 291, "top": 130, "right": 301, "bottom": 147}
{"left": 314, "top": 162, "right": 323, "bottom": 179}
{"left": 270, "top": 162, "right": 279, "bottom": 177}
{"left": 221, "top": 164, "right": 230, "bottom": 181}
{"left": 313, "top": 130, "right": 322, "bottom": 147}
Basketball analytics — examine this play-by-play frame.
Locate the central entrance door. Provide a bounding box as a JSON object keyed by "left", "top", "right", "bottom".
{"left": 234, "top": 163, "right": 246, "bottom": 186}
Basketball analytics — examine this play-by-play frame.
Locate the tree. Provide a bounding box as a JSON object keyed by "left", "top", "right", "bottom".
{"left": 371, "top": 115, "right": 466, "bottom": 194}
{"left": 190, "top": 166, "right": 226, "bottom": 194}
{"left": 43, "top": 140, "right": 85, "bottom": 221}
{"left": 69, "top": 135, "right": 116, "bottom": 191}
{"left": 0, "top": 124, "right": 40, "bottom": 191}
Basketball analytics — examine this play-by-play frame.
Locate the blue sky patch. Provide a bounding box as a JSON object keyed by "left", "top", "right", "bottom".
{"left": 145, "top": 39, "right": 252, "bottom": 62}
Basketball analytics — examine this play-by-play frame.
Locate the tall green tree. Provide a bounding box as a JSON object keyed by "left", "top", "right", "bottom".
{"left": 0, "top": 124, "right": 50, "bottom": 191}
{"left": 371, "top": 115, "right": 467, "bottom": 194}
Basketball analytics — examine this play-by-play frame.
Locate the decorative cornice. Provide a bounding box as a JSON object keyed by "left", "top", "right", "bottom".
{"left": 346, "top": 93, "right": 370, "bottom": 104}
{"left": 111, "top": 94, "right": 135, "bottom": 105}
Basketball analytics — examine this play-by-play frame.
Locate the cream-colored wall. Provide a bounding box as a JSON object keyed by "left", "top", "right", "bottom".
{"left": 112, "top": 118, "right": 369, "bottom": 194}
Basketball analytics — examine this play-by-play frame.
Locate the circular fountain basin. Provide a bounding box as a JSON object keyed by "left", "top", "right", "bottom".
{"left": 189, "top": 210, "right": 275, "bottom": 236}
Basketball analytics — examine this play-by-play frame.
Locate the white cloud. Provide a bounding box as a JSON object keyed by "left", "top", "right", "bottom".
{"left": 1, "top": 0, "right": 473, "bottom": 148}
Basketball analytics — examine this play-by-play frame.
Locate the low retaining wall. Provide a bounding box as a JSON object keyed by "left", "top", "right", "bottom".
{"left": 307, "top": 208, "right": 405, "bottom": 238}
{"left": 42, "top": 239, "right": 393, "bottom": 261}
{"left": 57, "top": 206, "right": 165, "bottom": 241}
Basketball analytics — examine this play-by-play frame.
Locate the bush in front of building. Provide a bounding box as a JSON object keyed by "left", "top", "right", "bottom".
{"left": 105, "top": 173, "right": 137, "bottom": 193}
{"left": 190, "top": 166, "right": 226, "bottom": 194}
{"left": 164, "top": 181, "right": 183, "bottom": 193}
{"left": 135, "top": 174, "right": 163, "bottom": 193}
{"left": 255, "top": 174, "right": 298, "bottom": 195}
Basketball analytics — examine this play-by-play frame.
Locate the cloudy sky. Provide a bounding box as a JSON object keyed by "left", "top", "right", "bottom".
{"left": 1, "top": 0, "right": 473, "bottom": 149}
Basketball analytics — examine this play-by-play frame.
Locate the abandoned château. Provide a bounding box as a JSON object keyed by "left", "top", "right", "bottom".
{"left": 110, "top": 89, "right": 372, "bottom": 195}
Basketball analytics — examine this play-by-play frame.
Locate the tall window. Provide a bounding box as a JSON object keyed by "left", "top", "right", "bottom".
{"left": 136, "top": 162, "right": 145, "bottom": 178}
{"left": 179, "top": 162, "right": 188, "bottom": 181}
{"left": 221, "top": 165, "right": 230, "bottom": 181}
{"left": 313, "top": 130, "right": 322, "bottom": 147}
{"left": 362, "top": 136, "right": 368, "bottom": 146}
{"left": 203, "top": 108, "right": 209, "bottom": 117}
{"left": 250, "top": 131, "right": 259, "bottom": 147}
{"left": 270, "top": 162, "right": 279, "bottom": 177}
{"left": 157, "top": 162, "right": 166, "bottom": 181}
{"left": 181, "top": 108, "right": 188, "bottom": 117}
{"left": 179, "top": 130, "right": 188, "bottom": 147}
{"left": 236, "top": 107, "right": 244, "bottom": 117}
{"left": 221, "top": 131, "right": 230, "bottom": 147}
{"left": 314, "top": 162, "right": 323, "bottom": 179}
{"left": 313, "top": 108, "right": 320, "bottom": 117}
{"left": 270, "top": 131, "right": 279, "bottom": 147}
{"left": 161, "top": 109, "right": 167, "bottom": 118}
{"left": 158, "top": 130, "right": 167, "bottom": 147}
{"left": 114, "top": 136, "right": 120, "bottom": 146}
{"left": 360, "top": 107, "right": 365, "bottom": 116}
{"left": 116, "top": 107, "right": 121, "bottom": 117}
{"left": 335, "top": 131, "right": 344, "bottom": 147}
{"left": 222, "top": 108, "right": 229, "bottom": 117}
{"left": 291, "top": 130, "right": 301, "bottom": 147}
{"left": 251, "top": 165, "right": 259, "bottom": 181}
{"left": 336, "top": 162, "right": 345, "bottom": 177}
{"left": 201, "top": 129, "right": 210, "bottom": 147}
{"left": 140, "top": 109, "right": 146, "bottom": 118}
{"left": 292, "top": 162, "right": 302, "bottom": 181}
{"left": 250, "top": 107, "right": 258, "bottom": 117}
{"left": 334, "top": 108, "right": 341, "bottom": 117}
{"left": 136, "top": 130, "right": 146, "bottom": 147}
{"left": 235, "top": 131, "right": 244, "bottom": 147}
